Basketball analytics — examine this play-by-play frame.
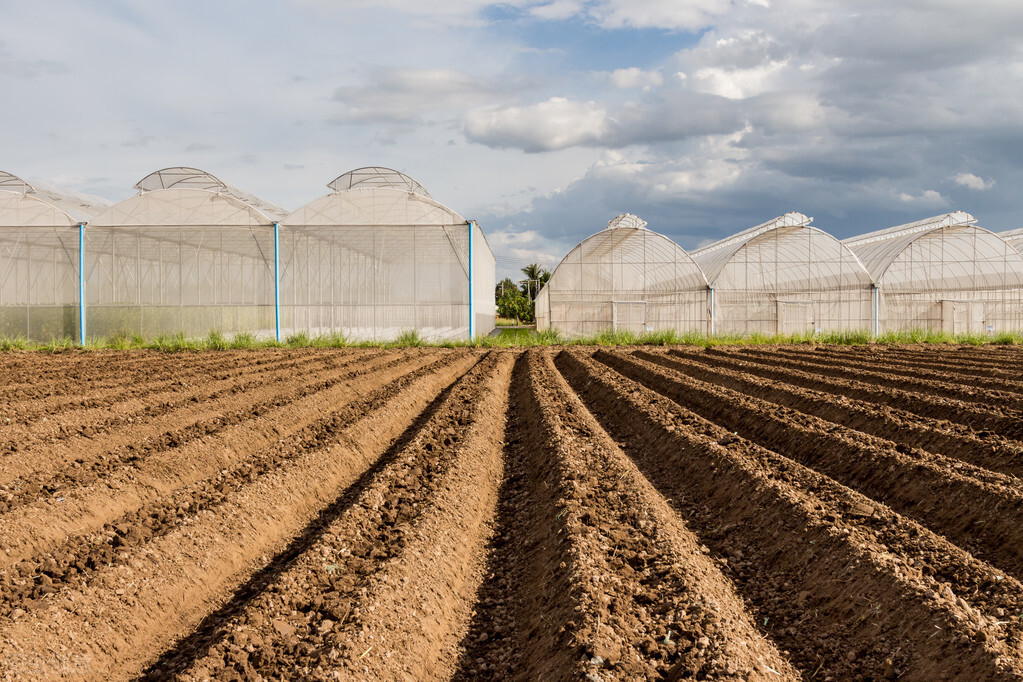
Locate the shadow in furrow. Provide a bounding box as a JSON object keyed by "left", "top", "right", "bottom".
{"left": 136, "top": 373, "right": 463, "bottom": 680}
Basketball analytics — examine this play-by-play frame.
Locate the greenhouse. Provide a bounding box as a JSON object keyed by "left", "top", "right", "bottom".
{"left": 0, "top": 171, "right": 109, "bottom": 341}
{"left": 280, "top": 167, "right": 495, "bottom": 341}
{"left": 83, "top": 167, "right": 286, "bottom": 339}
{"left": 535, "top": 214, "right": 710, "bottom": 336}
{"left": 845, "top": 211, "right": 1023, "bottom": 334}
{"left": 1001, "top": 227, "right": 1023, "bottom": 253}
{"left": 691, "top": 212, "right": 874, "bottom": 335}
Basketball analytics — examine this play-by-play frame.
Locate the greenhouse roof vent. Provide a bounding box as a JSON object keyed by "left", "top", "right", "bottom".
{"left": 327, "top": 167, "right": 432, "bottom": 199}
{"left": 605, "top": 213, "right": 648, "bottom": 230}
{"left": 133, "top": 167, "right": 288, "bottom": 221}
{"left": 0, "top": 170, "right": 35, "bottom": 194}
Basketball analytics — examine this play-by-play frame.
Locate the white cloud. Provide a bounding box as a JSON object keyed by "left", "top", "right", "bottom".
{"left": 896, "top": 189, "right": 947, "bottom": 206}
{"left": 607, "top": 67, "right": 664, "bottom": 89}
{"left": 332, "top": 68, "right": 513, "bottom": 125}
{"left": 953, "top": 172, "right": 995, "bottom": 191}
{"left": 586, "top": 0, "right": 732, "bottom": 30}
{"left": 528, "top": 0, "right": 586, "bottom": 20}
{"left": 465, "top": 98, "right": 610, "bottom": 152}
{"left": 692, "top": 60, "right": 789, "bottom": 99}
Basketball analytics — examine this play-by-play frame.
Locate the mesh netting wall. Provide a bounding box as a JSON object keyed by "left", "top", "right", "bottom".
{"left": 704, "top": 227, "right": 874, "bottom": 335}
{"left": 875, "top": 227, "right": 1023, "bottom": 333}
{"left": 84, "top": 226, "right": 275, "bottom": 338}
{"left": 279, "top": 224, "right": 472, "bottom": 341}
{"left": 0, "top": 227, "right": 81, "bottom": 340}
{"left": 471, "top": 223, "right": 496, "bottom": 338}
{"left": 537, "top": 228, "right": 710, "bottom": 336}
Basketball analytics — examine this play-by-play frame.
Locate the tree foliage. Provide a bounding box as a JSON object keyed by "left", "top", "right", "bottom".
{"left": 493, "top": 264, "right": 551, "bottom": 323}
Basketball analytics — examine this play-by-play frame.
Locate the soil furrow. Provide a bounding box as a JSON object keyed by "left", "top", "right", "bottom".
{"left": 159, "top": 352, "right": 513, "bottom": 681}
{"left": 0, "top": 352, "right": 481, "bottom": 681}
{"left": 461, "top": 352, "right": 797, "bottom": 681}
{"left": 765, "top": 346, "right": 1023, "bottom": 396}
{"left": 676, "top": 348, "right": 1023, "bottom": 441}
{"left": 0, "top": 350, "right": 311, "bottom": 418}
{"left": 597, "top": 350, "right": 1023, "bottom": 583}
{"left": 0, "top": 352, "right": 463, "bottom": 621}
{"left": 638, "top": 349, "right": 1023, "bottom": 479}
{"left": 787, "top": 346, "right": 1023, "bottom": 382}
{"left": 715, "top": 347, "right": 1023, "bottom": 413}
{"left": 0, "top": 350, "right": 348, "bottom": 462}
{"left": 0, "top": 350, "right": 390, "bottom": 505}
{"left": 560, "top": 349, "right": 1023, "bottom": 680}
{"left": 0, "top": 350, "right": 447, "bottom": 572}
{"left": 856, "top": 346, "right": 1023, "bottom": 370}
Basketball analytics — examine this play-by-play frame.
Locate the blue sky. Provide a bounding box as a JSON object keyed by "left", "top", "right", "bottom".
{"left": 3, "top": 0, "right": 1023, "bottom": 280}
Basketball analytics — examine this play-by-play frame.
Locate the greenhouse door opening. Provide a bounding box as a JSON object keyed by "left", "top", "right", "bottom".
{"left": 612, "top": 301, "right": 646, "bottom": 333}
{"left": 941, "top": 300, "right": 986, "bottom": 334}
{"left": 777, "top": 300, "right": 815, "bottom": 335}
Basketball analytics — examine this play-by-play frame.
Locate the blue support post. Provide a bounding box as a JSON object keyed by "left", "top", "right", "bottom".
{"left": 873, "top": 284, "right": 879, "bottom": 338}
{"left": 78, "top": 223, "right": 86, "bottom": 345}
{"left": 468, "top": 221, "right": 475, "bottom": 339}
{"left": 709, "top": 286, "right": 715, "bottom": 336}
{"left": 274, "top": 222, "right": 281, "bottom": 342}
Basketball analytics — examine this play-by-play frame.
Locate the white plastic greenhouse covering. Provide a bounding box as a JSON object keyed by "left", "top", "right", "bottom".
{"left": 1001, "top": 228, "right": 1023, "bottom": 253}
{"left": 845, "top": 212, "right": 1023, "bottom": 334}
{"left": 535, "top": 214, "right": 710, "bottom": 336}
{"left": 83, "top": 168, "right": 285, "bottom": 339}
{"left": 0, "top": 171, "right": 109, "bottom": 341}
{"left": 281, "top": 168, "right": 495, "bottom": 341}
{"left": 691, "top": 212, "right": 874, "bottom": 335}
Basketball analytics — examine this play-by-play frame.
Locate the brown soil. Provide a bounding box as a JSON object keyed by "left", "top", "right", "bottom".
{"left": 1, "top": 345, "right": 1023, "bottom": 680}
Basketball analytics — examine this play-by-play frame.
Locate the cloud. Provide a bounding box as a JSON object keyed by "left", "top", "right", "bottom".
{"left": 331, "top": 68, "right": 536, "bottom": 126}
{"left": 606, "top": 67, "right": 664, "bottom": 89}
{"left": 465, "top": 98, "right": 610, "bottom": 152}
{"left": 953, "top": 172, "right": 994, "bottom": 191}
{"left": 185, "top": 143, "right": 213, "bottom": 152}
{"left": 465, "top": 88, "right": 746, "bottom": 151}
{"left": 897, "top": 189, "right": 946, "bottom": 206}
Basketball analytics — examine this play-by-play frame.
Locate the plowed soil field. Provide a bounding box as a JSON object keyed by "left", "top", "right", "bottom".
{"left": 2, "top": 344, "right": 1023, "bottom": 681}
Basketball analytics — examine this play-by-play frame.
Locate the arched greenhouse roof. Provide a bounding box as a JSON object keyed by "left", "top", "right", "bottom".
{"left": 541, "top": 213, "right": 709, "bottom": 298}
{"left": 691, "top": 212, "right": 872, "bottom": 291}
{"left": 0, "top": 170, "right": 110, "bottom": 226}
{"left": 89, "top": 168, "right": 285, "bottom": 228}
{"left": 287, "top": 167, "right": 464, "bottom": 227}
{"left": 844, "top": 212, "right": 1023, "bottom": 292}
{"left": 1000, "top": 227, "right": 1023, "bottom": 249}
{"left": 133, "top": 167, "right": 288, "bottom": 222}
{"left": 327, "top": 167, "right": 432, "bottom": 199}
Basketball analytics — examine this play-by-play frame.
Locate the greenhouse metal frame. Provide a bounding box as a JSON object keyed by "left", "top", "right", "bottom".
{"left": 281, "top": 167, "right": 495, "bottom": 341}
{"left": 0, "top": 171, "right": 109, "bottom": 341}
{"left": 1001, "top": 228, "right": 1023, "bottom": 254}
{"left": 83, "top": 167, "right": 285, "bottom": 340}
{"left": 845, "top": 212, "right": 1023, "bottom": 334}
{"left": 535, "top": 214, "right": 711, "bottom": 336}
{"left": 1, "top": 167, "right": 494, "bottom": 342}
{"left": 691, "top": 212, "right": 874, "bottom": 335}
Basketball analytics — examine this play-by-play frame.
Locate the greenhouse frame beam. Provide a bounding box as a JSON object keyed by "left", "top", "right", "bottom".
{"left": 468, "top": 221, "right": 474, "bottom": 339}
{"left": 274, "top": 222, "right": 281, "bottom": 342}
{"left": 844, "top": 211, "right": 977, "bottom": 248}
{"left": 79, "top": 223, "right": 86, "bottom": 343}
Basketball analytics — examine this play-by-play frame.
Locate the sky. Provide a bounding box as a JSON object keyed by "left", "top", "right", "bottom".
{"left": 3, "top": 0, "right": 1023, "bottom": 280}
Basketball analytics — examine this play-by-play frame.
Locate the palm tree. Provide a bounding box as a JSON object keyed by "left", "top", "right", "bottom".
{"left": 520, "top": 263, "right": 551, "bottom": 301}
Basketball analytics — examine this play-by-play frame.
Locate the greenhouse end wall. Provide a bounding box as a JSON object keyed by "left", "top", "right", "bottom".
{"left": 693, "top": 217, "right": 875, "bottom": 336}
{"left": 84, "top": 226, "right": 276, "bottom": 339}
{"left": 472, "top": 222, "right": 496, "bottom": 338}
{"left": 537, "top": 219, "right": 711, "bottom": 337}
{"left": 847, "top": 216, "right": 1023, "bottom": 334}
{"left": 0, "top": 226, "right": 82, "bottom": 341}
{"left": 278, "top": 223, "right": 478, "bottom": 342}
